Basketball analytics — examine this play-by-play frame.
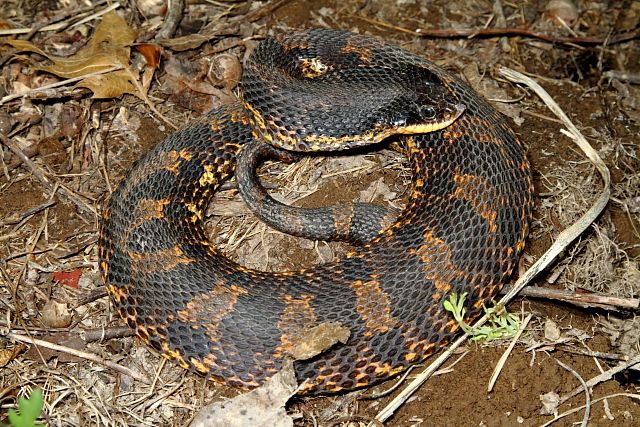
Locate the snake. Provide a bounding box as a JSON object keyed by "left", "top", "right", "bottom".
{"left": 99, "top": 28, "right": 533, "bottom": 395}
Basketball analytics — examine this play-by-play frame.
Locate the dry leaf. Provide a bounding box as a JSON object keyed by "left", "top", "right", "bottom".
{"left": 8, "top": 12, "right": 136, "bottom": 78}
{"left": 539, "top": 391, "right": 560, "bottom": 415}
{"left": 135, "top": 43, "right": 162, "bottom": 67}
{"left": 5, "top": 11, "right": 159, "bottom": 102}
{"left": 0, "top": 344, "right": 26, "bottom": 367}
{"left": 543, "top": 320, "right": 562, "bottom": 342}
{"left": 190, "top": 359, "right": 297, "bottom": 427}
{"left": 159, "top": 33, "right": 215, "bottom": 51}
{"left": 190, "top": 322, "right": 350, "bottom": 426}
{"left": 52, "top": 269, "right": 82, "bottom": 288}
{"left": 78, "top": 70, "right": 138, "bottom": 98}
{"left": 290, "top": 321, "right": 350, "bottom": 360}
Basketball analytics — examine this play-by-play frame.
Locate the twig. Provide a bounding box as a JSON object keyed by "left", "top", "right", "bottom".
{"left": 68, "top": 2, "right": 122, "bottom": 30}
{"left": 6, "top": 332, "right": 151, "bottom": 384}
{"left": 329, "top": 416, "right": 384, "bottom": 427}
{"left": 541, "top": 393, "right": 640, "bottom": 426}
{"left": 359, "top": 366, "right": 417, "bottom": 399}
{"left": 555, "top": 346, "right": 627, "bottom": 361}
{"left": 559, "top": 354, "right": 640, "bottom": 404}
{"left": 491, "top": 0, "right": 510, "bottom": 52}
{"left": 487, "top": 313, "right": 532, "bottom": 392}
{"left": 603, "top": 70, "right": 640, "bottom": 84}
{"left": 350, "top": 15, "right": 640, "bottom": 46}
{"left": 75, "top": 288, "right": 109, "bottom": 308}
{"left": 202, "top": 36, "right": 263, "bottom": 56}
{"left": 0, "top": 66, "right": 122, "bottom": 106}
{"left": 556, "top": 359, "right": 590, "bottom": 427}
{"left": 248, "top": 0, "right": 292, "bottom": 22}
{"left": 500, "top": 285, "right": 639, "bottom": 310}
{"left": 0, "top": 321, "right": 134, "bottom": 343}
{"left": 0, "top": 2, "right": 119, "bottom": 36}
{"left": 0, "top": 201, "right": 56, "bottom": 226}
{"left": 53, "top": 236, "right": 98, "bottom": 259}
{"left": 82, "top": 326, "right": 136, "bottom": 342}
{"left": 373, "top": 68, "right": 611, "bottom": 424}
{"left": 22, "top": 4, "right": 97, "bottom": 41}
{"left": 0, "top": 133, "right": 96, "bottom": 215}
{"left": 496, "top": 67, "right": 611, "bottom": 314}
{"left": 154, "top": 0, "right": 184, "bottom": 41}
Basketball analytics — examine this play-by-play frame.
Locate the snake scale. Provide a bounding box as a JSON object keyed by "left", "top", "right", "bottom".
{"left": 99, "top": 28, "right": 533, "bottom": 394}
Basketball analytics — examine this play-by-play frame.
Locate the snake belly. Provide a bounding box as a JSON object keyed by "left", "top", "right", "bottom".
{"left": 99, "top": 28, "right": 533, "bottom": 395}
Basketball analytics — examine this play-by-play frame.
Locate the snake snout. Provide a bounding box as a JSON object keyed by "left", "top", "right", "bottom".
{"left": 399, "top": 101, "right": 465, "bottom": 134}
{"left": 445, "top": 102, "right": 466, "bottom": 122}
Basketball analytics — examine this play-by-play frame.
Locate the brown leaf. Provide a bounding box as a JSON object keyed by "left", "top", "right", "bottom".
{"left": 135, "top": 43, "right": 162, "bottom": 67}
{"left": 52, "top": 269, "right": 82, "bottom": 288}
{"left": 0, "top": 344, "right": 26, "bottom": 367}
{"left": 159, "top": 33, "right": 214, "bottom": 51}
{"left": 290, "top": 322, "right": 350, "bottom": 360}
{"left": 22, "top": 333, "right": 86, "bottom": 363}
{"left": 77, "top": 69, "right": 137, "bottom": 98}
{"left": 190, "top": 359, "right": 298, "bottom": 427}
{"left": 8, "top": 12, "right": 137, "bottom": 78}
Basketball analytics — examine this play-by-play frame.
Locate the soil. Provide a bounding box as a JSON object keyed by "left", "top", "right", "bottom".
{"left": 1, "top": 0, "right": 639, "bottom": 426}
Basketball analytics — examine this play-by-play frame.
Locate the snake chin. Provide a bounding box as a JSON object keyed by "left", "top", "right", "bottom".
{"left": 383, "top": 100, "right": 465, "bottom": 135}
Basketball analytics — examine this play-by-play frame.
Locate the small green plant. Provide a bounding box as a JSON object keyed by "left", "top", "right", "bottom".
{"left": 443, "top": 292, "right": 520, "bottom": 341}
{"left": 5, "top": 388, "right": 43, "bottom": 427}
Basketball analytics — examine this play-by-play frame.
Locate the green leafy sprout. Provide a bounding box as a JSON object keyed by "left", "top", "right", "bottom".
{"left": 443, "top": 292, "right": 520, "bottom": 341}
{"left": 5, "top": 388, "right": 43, "bottom": 427}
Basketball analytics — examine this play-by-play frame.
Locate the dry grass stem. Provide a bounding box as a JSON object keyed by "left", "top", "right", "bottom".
{"left": 487, "top": 312, "right": 533, "bottom": 392}
{"left": 7, "top": 332, "right": 151, "bottom": 384}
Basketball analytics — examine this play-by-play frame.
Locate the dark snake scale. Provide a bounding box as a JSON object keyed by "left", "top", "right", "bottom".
{"left": 99, "top": 28, "right": 533, "bottom": 394}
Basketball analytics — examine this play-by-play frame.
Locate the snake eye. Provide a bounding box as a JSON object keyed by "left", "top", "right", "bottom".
{"left": 420, "top": 106, "right": 437, "bottom": 120}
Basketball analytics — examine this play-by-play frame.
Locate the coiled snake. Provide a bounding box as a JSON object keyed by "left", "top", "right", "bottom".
{"left": 99, "top": 28, "right": 533, "bottom": 394}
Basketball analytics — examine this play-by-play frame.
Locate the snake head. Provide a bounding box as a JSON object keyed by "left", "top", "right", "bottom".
{"left": 384, "top": 100, "right": 465, "bottom": 135}
{"left": 378, "top": 66, "right": 466, "bottom": 135}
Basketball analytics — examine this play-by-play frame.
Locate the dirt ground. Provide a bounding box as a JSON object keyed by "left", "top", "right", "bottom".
{"left": 1, "top": 0, "right": 639, "bottom": 426}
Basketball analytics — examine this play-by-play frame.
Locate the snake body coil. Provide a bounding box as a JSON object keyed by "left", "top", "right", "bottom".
{"left": 99, "top": 28, "right": 533, "bottom": 394}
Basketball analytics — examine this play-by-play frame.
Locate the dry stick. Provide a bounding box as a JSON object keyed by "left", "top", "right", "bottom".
{"left": 68, "top": 2, "right": 121, "bottom": 30}
{"left": 491, "top": 0, "right": 510, "bottom": 52}
{"left": 556, "top": 359, "right": 590, "bottom": 427}
{"left": 502, "top": 285, "right": 639, "bottom": 310}
{"left": 202, "top": 35, "right": 264, "bottom": 56}
{"left": 82, "top": 326, "right": 136, "bottom": 342}
{"left": 487, "top": 313, "right": 533, "bottom": 392}
{"left": 0, "top": 66, "right": 121, "bottom": 105}
{"left": 53, "top": 235, "right": 97, "bottom": 259}
{"left": 0, "top": 2, "right": 118, "bottom": 37}
{"left": 604, "top": 70, "right": 640, "bottom": 84}
{"left": 559, "top": 353, "right": 640, "bottom": 405}
{"left": 6, "top": 332, "right": 151, "bottom": 384}
{"left": 373, "top": 68, "right": 611, "bottom": 423}
{"left": 556, "top": 346, "right": 626, "bottom": 362}
{"left": 542, "top": 393, "right": 640, "bottom": 427}
{"left": 0, "top": 320, "right": 134, "bottom": 342}
{"left": 154, "top": 0, "right": 184, "bottom": 41}
{"left": 248, "top": 0, "right": 292, "bottom": 22}
{"left": 0, "top": 201, "right": 56, "bottom": 226}
{"left": 0, "top": 133, "right": 96, "bottom": 216}
{"left": 350, "top": 15, "right": 640, "bottom": 46}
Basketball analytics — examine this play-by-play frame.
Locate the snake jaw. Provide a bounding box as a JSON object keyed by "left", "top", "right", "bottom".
{"left": 401, "top": 102, "right": 466, "bottom": 134}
